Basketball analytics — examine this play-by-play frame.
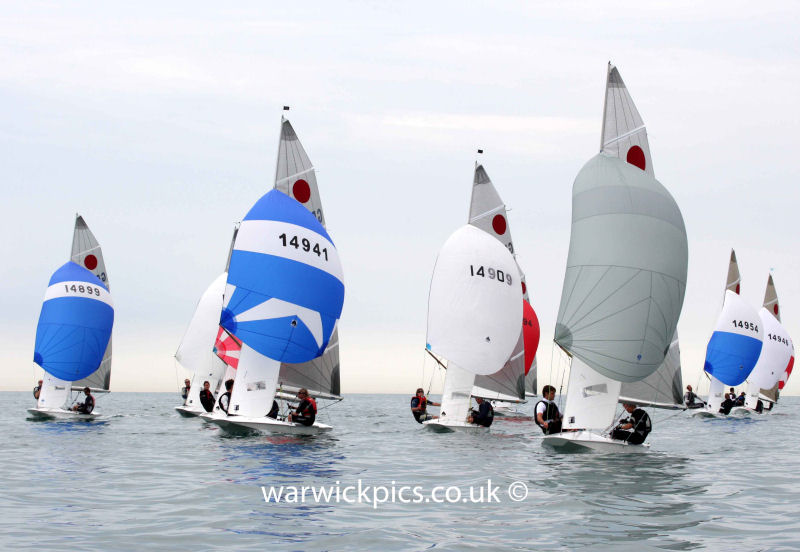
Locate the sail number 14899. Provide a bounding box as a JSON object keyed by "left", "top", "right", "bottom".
{"left": 469, "top": 265, "right": 512, "bottom": 286}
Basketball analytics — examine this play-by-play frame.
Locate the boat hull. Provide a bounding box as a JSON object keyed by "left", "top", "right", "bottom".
{"left": 728, "top": 406, "right": 753, "bottom": 417}
{"left": 26, "top": 407, "right": 97, "bottom": 421}
{"left": 542, "top": 430, "right": 649, "bottom": 453}
{"left": 422, "top": 419, "right": 490, "bottom": 433}
{"left": 203, "top": 412, "right": 332, "bottom": 435}
{"left": 174, "top": 406, "right": 203, "bottom": 418}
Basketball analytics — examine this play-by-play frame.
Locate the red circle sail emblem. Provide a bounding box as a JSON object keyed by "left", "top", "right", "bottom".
{"left": 293, "top": 180, "right": 311, "bottom": 203}
{"left": 84, "top": 255, "right": 98, "bottom": 270}
{"left": 627, "top": 145, "right": 646, "bottom": 171}
{"left": 522, "top": 300, "right": 540, "bottom": 375}
{"left": 492, "top": 214, "right": 507, "bottom": 235}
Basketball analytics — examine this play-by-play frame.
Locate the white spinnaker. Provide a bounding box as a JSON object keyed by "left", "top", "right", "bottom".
{"left": 745, "top": 308, "right": 793, "bottom": 408}
{"left": 562, "top": 356, "right": 622, "bottom": 431}
{"left": 176, "top": 273, "right": 228, "bottom": 410}
{"left": 229, "top": 345, "right": 280, "bottom": 418}
{"left": 71, "top": 215, "right": 112, "bottom": 390}
{"left": 427, "top": 225, "right": 522, "bottom": 376}
{"left": 601, "top": 63, "right": 654, "bottom": 177}
{"left": 273, "top": 116, "right": 341, "bottom": 399}
{"left": 438, "top": 362, "right": 477, "bottom": 423}
{"left": 469, "top": 163, "right": 528, "bottom": 400}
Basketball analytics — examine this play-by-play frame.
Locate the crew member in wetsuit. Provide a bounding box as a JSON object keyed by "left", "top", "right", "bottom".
{"left": 288, "top": 388, "right": 316, "bottom": 426}
{"left": 683, "top": 385, "right": 704, "bottom": 409}
{"left": 267, "top": 400, "right": 280, "bottom": 419}
{"left": 719, "top": 393, "right": 735, "bottom": 415}
{"left": 71, "top": 387, "right": 95, "bottom": 414}
{"left": 610, "top": 403, "right": 651, "bottom": 445}
{"left": 410, "top": 388, "right": 440, "bottom": 423}
{"left": 535, "top": 385, "right": 563, "bottom": 434}
{"left": 33, "top": 379, "right": 43, "bottom": 400}
{"left": 734, "top": 391, "right": 746, "bottom": 407}
{"left": 181, "top": 379, "right": 191, "bottom": 404}
{"left": 198, "top": 380, "right": 216, "bottom": 413}
{"left": 218, "top": 379, "right": 234, "bottom": 414}
{"left": 467, "top": 397, "right": 494, "bottom": 427}
{"left": 755, "top": 399, "right": 764, "bottom": 413}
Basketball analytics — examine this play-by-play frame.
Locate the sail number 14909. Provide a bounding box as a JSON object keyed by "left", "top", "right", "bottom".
{"left": 469, "top": 265, "right": 512, "bottom": 286}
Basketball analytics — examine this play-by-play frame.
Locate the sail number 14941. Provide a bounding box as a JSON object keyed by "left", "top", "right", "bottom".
{"left": 279, "top": 233, "right": 328, "bottom": 260}
{"left": 469, "top": 265, "right": 512, "bottom": 286}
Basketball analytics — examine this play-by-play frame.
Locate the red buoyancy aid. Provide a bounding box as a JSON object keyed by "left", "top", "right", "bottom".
{"left": 302, "top": 397, "right": 317, "bottom": 415}
{"left": 411, "top": 395, "right": 427, "bottom": 411}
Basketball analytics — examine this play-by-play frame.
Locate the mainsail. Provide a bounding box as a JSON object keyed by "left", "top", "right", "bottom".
{"left": 426, "top": 225, "right": 522, "bottom": 422}
{"left": 273, "top": 117, "right": 341, "bottom": 398}
{"left": 71, "top": 215, "right": 112, "bottom": 390}
{"left": 468, "top": 163, "right": 538, "bottom": 401}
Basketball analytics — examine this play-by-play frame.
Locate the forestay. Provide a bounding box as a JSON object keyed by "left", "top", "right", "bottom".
{"left": 554, "top": 154, "right": 688, "bottom": 383}
{"left": 71, "top": 215, "right": 112, "bottom": 390}
{"left": 426, "top": 225, "right": 522, "bottom": 376}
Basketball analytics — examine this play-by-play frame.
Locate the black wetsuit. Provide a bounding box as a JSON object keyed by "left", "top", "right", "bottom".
{"left": 267, "top": 400, "right": 279, "bottom": 419}
{"left": 293, "top": 398, "right": 316, "bottom": 426}
{"left": 535, "top": 400, "right": 563, "bottom": 435}
{"left": 611, "top": 408, "right": 651, "bottom": 445}
{"left": 199, "top": 389, "right": 216, "bottom": 413}
{"left": 33, "top": 385, "right": 41, "bottom": 399}
{"left": 181, "top": 386, "right": 190, "bottom": 401}
{"left": 76, "top": 395, "right": 95, "bottom": 414}
{"left": 219, "top": 392, "right": 231, "bottom": 414}
{"left": 471, "top": 401, "right": 494, "bottom": 427}
{"left": 684, "top": 391, "right": 704, "bottom": 409}
{"left": 719, "top": 397, "right": 734, "bottom": 415}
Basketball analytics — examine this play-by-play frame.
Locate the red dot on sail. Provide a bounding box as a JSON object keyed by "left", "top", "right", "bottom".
{"left": 521, "top": 281, "right": 527, "bottom": 294}
{"left": 84, "top": 255, "right": 98, "bottom": 270}
{"left": 522, "top": 300, "right": 540, "bottom": 375}
{"left": 293, "top": 180, "right": 311, "bottom": 203}
{"left": 735, "top": 284, "right": 741, "bottom": 294}
{"left": 774, "top": 304, "right": 779, "bottom": 315}
{"left": 627, "top": 146, "right": 646, "bottom": 170}
{"left": 492, "top": 214, "right": 507, "bottom": 235}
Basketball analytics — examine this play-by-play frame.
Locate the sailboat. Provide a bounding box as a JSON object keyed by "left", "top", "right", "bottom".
{"left": 543, "top": 63, "right": 689, "bottom": 452}
{"left": 466, "top": 161, "right": 540, "bottom": 416}
{"left": 28, "top": 215, "right": 114, "bottom": 420}
{"left": 730, "top": 275, "right": 794, "bottom": 414}
{"left": 204, "top": 113, "right": 345, "bottom": 435}
{"left": 696, "top": 250, "right": 764, "bottom": 417}
{"left": 174, "top": 225, "right": 239, "bottom": 417}
{"left": 423, "top": 221, "right": 523, "bottom": 432}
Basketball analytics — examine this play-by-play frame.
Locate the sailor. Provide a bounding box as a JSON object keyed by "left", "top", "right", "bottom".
{"left": 71, "top": 387, "right": 95, "bottom": 414}
{"left": 181, "top": 379, "right": 191, "bottom": 404}
{"left": 467, "top": 396, "right": 494, "bottom": 427}
{"left": 218, "top": 379, "right": 234, "bottom": 414}
{"left": 198, "top": 380, "right": 215, "bottom": 413}
{"left": 410, "top": 388, "right": 440, "bottom": 423}
{"left": 33, "top": 379, "right": 43, "bottom": 400}
{"left": 267, "top": 400, "right": 280, "bottom": 419}
{"left": 734, "top": 391, "right": 746, "bottom": 407}
{"left": 683, "top": 385, "right": 704, "bottom": 408}
{"left": 288, "top": 388, "right": 316, "bottom": 426}
{"left": 719, "top": 393, "right": 734, "bottom": 415}
{"left": 535, "top": 385, "right": 563, "bottom": 434}
{"left": 610, "top": 403, "right": 651, "bottom": 445}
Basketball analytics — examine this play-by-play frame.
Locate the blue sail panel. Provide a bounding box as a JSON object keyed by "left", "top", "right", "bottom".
{"left": 224, "top": 189, "right": 345, "bottom": 364}
{"left": 33, "top": 262, "right": 114, "bottom": 382}
{"left": 704, "top": 331, "right": 763, "bottom": 386}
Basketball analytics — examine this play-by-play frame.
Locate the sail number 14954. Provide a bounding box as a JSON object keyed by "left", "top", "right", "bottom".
{"left": 470, "top": 265, "right": 512, "bottom": 286}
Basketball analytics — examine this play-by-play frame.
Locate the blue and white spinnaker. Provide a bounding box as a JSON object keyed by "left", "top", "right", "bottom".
{"left": 704, "top": 290, "right": 763, "bottom": 387}
{"left": 220, "top": 189, "right": 344, "bottom": 364}
{"left": 33, "top": 261, "right": 114, "bottom": 382}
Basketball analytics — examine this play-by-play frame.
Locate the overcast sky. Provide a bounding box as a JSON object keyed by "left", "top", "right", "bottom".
{"left": 2, "top": 1, "right": 799, "bottom": 396}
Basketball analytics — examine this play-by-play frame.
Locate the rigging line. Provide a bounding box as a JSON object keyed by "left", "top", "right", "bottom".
{"left": 602, "top": 125, "right": 646, "bottom": 148}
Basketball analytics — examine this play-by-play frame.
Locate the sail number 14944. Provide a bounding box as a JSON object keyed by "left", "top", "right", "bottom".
{"left": 469, "top": 265, "right": 512, "bottom": 286}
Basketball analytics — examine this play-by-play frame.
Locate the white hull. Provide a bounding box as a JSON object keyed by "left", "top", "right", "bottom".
{"left": 422, "top": 419, "right": 489, "bottom": 433}
{"left": 728, "top": 406, "right": 753, "bottom": 417}
{"left": 542, "top": 430, "right": 649, "bottom": 453}
{"left": 202, "top": 412, "right": 331, "bottom": 435}
{"left": 174, "top": 405, "right": 204, "bottom": 418}
{"left": 691, "top": 408, "right": 726, "bottom": 419}
{"left": 492, "top": 405, "right": 529, "bottom": 419}
{"left": 27, "top": 407, "right": 97, "bottom": 421}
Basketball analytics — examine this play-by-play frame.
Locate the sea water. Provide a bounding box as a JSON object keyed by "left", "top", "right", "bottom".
{"left": 2, "top": 391, "right": 799, "bottom": 551}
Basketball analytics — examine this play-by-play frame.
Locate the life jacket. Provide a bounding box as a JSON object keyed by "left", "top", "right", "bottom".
{"left": 411, "top": 395, "right": 427, "bottom": 411}
{"left": 83, "top": 395, "right": 95, "bottom": 414}
{"left": 534, "top": 400, "right": 559, "bottom": 429}
{"left": 299, "top": 397, "right": 317, "bottom": 416}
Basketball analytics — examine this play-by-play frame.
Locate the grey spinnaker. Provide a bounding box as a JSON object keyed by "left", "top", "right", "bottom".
{"left": 273, "top": 116, "right": 341, "bottom": 399}
{"left": 71, "top": 215, "right": 112, "bottom": 391}
{"left": 554, "top": 153, "right": 688, "bottom": 383}
{"left": 618, "top": 332, "right": 684, "bottom": 409}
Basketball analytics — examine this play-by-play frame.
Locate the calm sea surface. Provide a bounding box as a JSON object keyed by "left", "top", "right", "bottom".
{"left": 2, "top": 391, "right": 799, "bottom": 551}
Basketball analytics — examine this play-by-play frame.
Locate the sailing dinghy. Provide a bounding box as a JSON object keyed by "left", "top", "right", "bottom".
{"left": 204, "top": 114, "right": 344, "bottom": 435}
{"left": 28, "top": 216, "right": 114, "bottom": 420}
{"left": 729, "top": 275, "right": 793, "bottom": 415}
{"left": 543, "top": 63, "right": 689, "bottom": 452}
{"left": 695, "top": 250, "right": 764, "bottom": 418}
